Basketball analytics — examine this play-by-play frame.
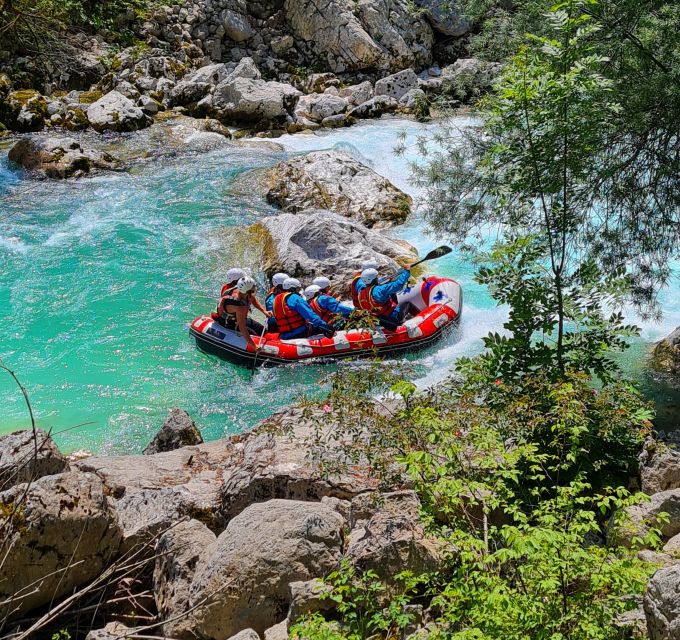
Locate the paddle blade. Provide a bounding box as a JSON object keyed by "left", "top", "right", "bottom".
{"left": 423, "top": 245, "right": 452, "bottom": 261}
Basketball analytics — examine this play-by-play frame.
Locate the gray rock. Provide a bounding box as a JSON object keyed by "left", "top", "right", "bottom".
{"left": 138, "top": 95, "right": 160, "bottom": 115}
{"left": 622, "top": 489, "right": 680, "bottom": 545}
{"left": 87, "top": 91, "right": 152, "bottom": 133}
{"left": 414, "top": 0, "right": 470, "bottom": 36}
{"left": 348, "top": 95, "right": 399, "bottom": 119}
{"left": 305, "top": 72, "right": 340, "bottom": 94}
{"left": 135, "top": 75, "right": 158, "bottom": 92}
{"left": 271, "top": 35, "right": 294, "bottom": 56}
{"left": 227, "top": 56, "right": 262, "bottom": 82}
{"left": 224, "top": 8, "right": 255, "bottom": 42}
{"left": 187, "top": 62, "right": 231, "bottom": 85}
{"left": 8, "top": 136, "right": 120, "bottom": 178}
{"left": 168, "top": 79, "right": 212, "bottom": 107}
{"left": 0, "top": 428, "right": 69, "bottom": 490}
{"left": 346, "top": 490, "right": 441, "bottom": 581}
{"left": 85, "top": 622, "right": 134, "bottom": 640}
{"left": 144, "top": 408, "right": 203, "bottom": 455}
{"left": 640, "top": 439, "right": 680, "bottom": 495}
{"left": 15, "top": 96, "right": 47, "bottom": 132}
{"left": 264, "top": 620, "right": 288, "bottom": 640}
{"left": 294, "top": 93, "right": 348, "bottom": 123}
{"left": 154, "top": 519, "right": 217, "bottom": 639}
{"left": 338, "top": 81, "right": 374, "bottom": 106}
{"left": 46, "top": 100, "right": 66, "bottom": 117}
{"left": 400, "top": 88, "right": 427, "bottom": 112}
{"left": 645, "top": 562, "right": 680, "bottom": 640}
{"left": 0, "top": 472, "right": 122, "bottom": 620}
{"left": 441, "top": 58, "right": 502, "bottom": 100}
{"left": 374, "top": 69, "right": 419, "bottom": 100}
{"left": 264, "top": 150, "right": 412, "bottom": 227}
{"left": 228, "top": 631, "right": 261, "bottom": 640}
{"left": 189, "top": 500, "right": 344, "bottom": 638}
{"left": 259, "top": 209, "right": 417, "bottom": 289}
{"left": 288, "top": 578, "right": 334, "bottom": 623}
{"left": 212, "top": 77, "right": 300, "bottom": 123}
{"left": 114, "top": 80, "right": 140, "bottom": 101}
{"left": 321, "top": 113, "right": 354, "bottom": 128}
{"left": 652, "top": 326, "right": 680, "bottom": 375}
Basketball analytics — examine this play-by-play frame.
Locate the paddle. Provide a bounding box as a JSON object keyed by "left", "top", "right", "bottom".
{"left": 410, "top": 245, "right": 452, "bottom": 269}
{"left": 250, "top": 321, "right": 268, "bottom": 376}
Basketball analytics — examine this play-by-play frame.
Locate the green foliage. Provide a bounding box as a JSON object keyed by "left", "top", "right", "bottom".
{"left": 51, "top": 631, "right": 71, "bottom": 640}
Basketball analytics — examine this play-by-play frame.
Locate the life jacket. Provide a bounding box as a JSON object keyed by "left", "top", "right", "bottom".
{"left": 350, "top": 272, "right": 362, "bottom": 307}
{"left": 217, "top": 289, "right": 248, "bottom": 322}
{"left": 273, "top": 292, "right": 307, "bottom": 334}
{"left": 221, "top": 281, "right": 238, "bottom": 297}
{"left": 309, "top": 296, "right": 334, "bottom": 324}
{"left": 356, "top": 284, "right": 398, "bottom": 317}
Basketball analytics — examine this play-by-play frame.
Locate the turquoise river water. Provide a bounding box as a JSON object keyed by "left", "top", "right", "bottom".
{"left": 1, "top": 117, "right": 679, "bottom": 454}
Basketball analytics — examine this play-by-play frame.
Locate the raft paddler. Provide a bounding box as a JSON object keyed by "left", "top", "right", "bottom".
{"left": 350, "top": 258, "right": 379, "bottom": 307}
{"left": 273, "top": 278, "right": 334, "bottom": 340}
{"left": 355, "top": 265, "right": 413, "bottom": 330}
{"left": 220, "top": 267, "right": 246, "bottom": 297}
{"left": 217, "top": 276, "right": 266, "bottom": 350}
{"left": 309, "top": 276, "right": 353, "bottom": 324}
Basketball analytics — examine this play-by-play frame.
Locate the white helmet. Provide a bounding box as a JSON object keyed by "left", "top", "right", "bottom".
{"left": 226, "top": 267, "right": 246, "bottom": 282}
{"left": 361, "top": 258, "right": 379, "bottom": 270}
{"left": 283, "top": 277, "right": 301, "bottom": 291}
{"left": 304, "top": 284, "right": 321, "bottom": 301}
{"left": 313, "top": 276, "right": 331, "bottom": 290}
{"left": 272, "top": 272, "right": 289, "bottom": 287}
{"left": 361, "top": 268, "right": 379, "bottom": 284}
{"left": 236, "top": 276, "right": 256, "bottom": 294}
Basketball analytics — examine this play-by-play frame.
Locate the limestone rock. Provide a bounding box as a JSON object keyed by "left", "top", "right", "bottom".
{"left": 168, "top": 79, "right": 212, "bottom": 107}
{"left": 640, "top": 439, "right": 680, "bottom": 495}
{"left": 321, "top": 113, "right": 355, "bottom": 128}
{"left": 288, "top": 578, "right": 334, "bottom": 623}
{"left": 187, "top": 62, "right": 231, "bottom": 85}
{"left": 441, "top": 58, "right": 502, "bottom": 101}
{"left": 8, "top": 136, "right": 120, "bottom": 178}
{"left": 259, "top": 209, "right": 417, "bottom": 288}
{"left": 622, "top": 489, "right": 680, "bottom": 544}
{"left": 220, "top": 411, "right": 377, "bottom": 521}
{"left": 294, "top": 93, "right": 348, "bottom": 123}
{"left": 663, "top": 533, "right": 680, "bottom": 555}
{"left": 644, "top": 562, "right": 680, "bottom": 640}
{"left": 228, "top": 631, "right": 261, "bottom": 640}
{"left": 375, "top": 69, "right": 419, "bottom": 100}
{"left": 189, "top": 500, "right": 344, "bottom": 638}
{"left": 1, "top": 90, "right": 47, "bottom": 131}
{"left": 224, "top": 9, "right": 255, "bottom": 42}
{"left": 414, "top": 0, "right": 470, "bottom": 36}
{"left": 212, "top": 77, "right": 301, "bottom": 123}
{"left": 87, "top": 90, "right": 152, "bottom": 133}
{"left": 305, "top": 72, "right": 340, "bottom": 94}
{"left": 346, "top": 490, "right": 441, "bottom": 581}
{"left": 284, "top": 0, "right": 433, "bottom": 73}
{"left": 348, "top": 95, "right": 399, "bottom": 119}
{"left": 0, "top": 428, "right": 69, "bottom": 490}
{"left": 400, "top": 88, "right": 427, "bottom": 112}
{"left": 144, "top": 407, "right": 203, "bottom": 455}
{"left": 652, "top": 327, "right": 680, "bottom": 375}
{"left": 264, "top": 150, "right": 412, "bottom": 227}
{"left": 0, "top": 472, "right": 122, "bottom": 619}
{"left": 264, "top": 620, "right": 289, "bottom": 640}
{"left": 154, "top": 519, "right": 217, "bottom": 639}
{"left": 339, "top": 81, "right": 374, "bottom": 106}
{"left": 271, "top": 35, "right": 295, "bottom": 56}
{"left": 85, "top": 622, "right": 134, "bottom": 640}
{"left": 227, "top": 57, "right": 262, "bottom": 82}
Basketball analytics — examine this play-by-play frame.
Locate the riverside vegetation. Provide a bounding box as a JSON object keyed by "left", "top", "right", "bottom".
{"left": 2, "top": 0, "right": 680, "bottom": 639}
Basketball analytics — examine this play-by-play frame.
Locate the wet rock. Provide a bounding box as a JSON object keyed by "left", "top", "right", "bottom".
{"left": 338, "top": 81, "right": 374, "bottom": 106}
{"left": 264, "top": 150, "right": 412, "bottom": 227}
{"left": 87, "top": 90, "right": 153, "bottom": 133}
{"left": 294, "top": 93, "right": 348, "bottom": 123}
{"left": 0, "top": 472, "right": 122, "bottom": 620}
{"left": 348, "top": 95, "right": 399, "bottom": 119}
{"left": 284, "top": 0, "right": 433, "bottom": 73}
{"left": 346, "top": 490, "right": 441, "bottom": 581}
{"left": 640, "top": 439, "right": 680, "bottom": 494}
{"left": 8, "top": 136, "right": 120, "bottom": 178}
{"left": 441, "top": 58, "right": 502, "bottom": 101}
{"left": 414, "top": 0, "right": 470, "bottom": 36}
{"left": 144, "top": 407, "right": 203, "bottom": 455}
{"left": 189, "top": 499, "right": 344, "bottom": 638}
{"left": 652, "top": 327, "right": 680, "bottom": 375}
{"left": 0, "top": 428, "right": 69, "bottom": 490}
{"left": 212, "top": 77, "right": 301, "bottom": 123}
{"left": 154, "top": 519, "right": 217, "bottom": 639}
{"left": 644, "top": 562, "right": 680, "bottom": 640}
{"left": 259, "top": 209, "right": 417, "bottom": 288}
{"left": 288, "top": 578, "right": 334, "bottom": 623}
{"left": 374, "top": 69, "right": 419, "bottom": 100}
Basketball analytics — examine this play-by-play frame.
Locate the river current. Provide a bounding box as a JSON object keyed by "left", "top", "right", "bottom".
{"left": 1, "top": 117, "right": 679, "bottom": 453}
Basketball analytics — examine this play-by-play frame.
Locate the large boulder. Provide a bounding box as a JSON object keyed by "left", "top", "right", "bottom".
{"left": 652, "top": 327, "right": 680, "bottom": 375}
{"left": 640, "top": 439, "right": 680, "bottom": 495}
{"left": 258, "top": 209, "right": 417, "bottom": 288}
{"left": 338, "top": 81, "right": 374, "bottom": 106}
{"left": 143, "top": 407, "right": 203, "bottom": 455}
{"left": 212, "top": 77, "right": 301, "bottom": 123}
{"left": 0, "top": 472, "right": 123, "bottom": 619}
{"left": 346, "top": 490, "right": 442, "bottom": 581}
{"left": 220, "top": 408, "right": 378, "bottom": 522}
{"left": 414, "top": 0, "right": 470, "bottom": 36}
{"left": 288, "top": 579, "right": 334, "bottom": 624}
{"left": 441, "top": 58, "right": 502, "bottom": 101}
{"left": 644, "top": 562, "right": 680, "bottom": 640}
{"left": 86, "top": 91, "right": 153, "bottom": 133}
{"left": 348, "top": 95, "right": 399, "bottom": 119}
{"left": 374, "top": 69, "right": 419, "bottom": 100}
{"left": 294, "top": 93, "right": 348, "bottom": 123}
{"left": 1, "top": 90, "right": 47, "bottom": 131}
{"left": 284, "top": 0, "right": 433, "bottom": 73}
{"left": 188, "top": 499, "right": 344, "bottom": 638}
{"left": 621, "top": 489, "right": 680, "bottom": 545}
{"left": 264, "top": 150, "right": 412, "bottom": 228}
{"left": 153, "top": 519, "right": 217, "bottom": 639}
{"left": 7, "top": 136, "right": 120, "bottom": 178}
{"left": 0, "top": 428, "right": 69, "bottom": 490}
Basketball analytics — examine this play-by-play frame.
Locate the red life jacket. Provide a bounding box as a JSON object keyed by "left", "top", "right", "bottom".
{"left": 350, "top": 272, "right": 362, "bottom": 307}
{"left": 273, "top": 292, "right": 307, "bottom": 333}
{"left": 220, "top": 281, "right": 238, "bottom": 297}
{"left": 356, "top": 284, "right": 397, "bottom": 317}
{"left": 309, "top": 296, "right": 334, "bottom": 323}
{"left": 217, "top": 289, "right": 247, "bottom": 320}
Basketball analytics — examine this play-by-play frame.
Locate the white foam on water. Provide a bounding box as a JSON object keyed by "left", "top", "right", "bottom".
{"left": 0, "top": 235, "right": 29, "bottom": 254}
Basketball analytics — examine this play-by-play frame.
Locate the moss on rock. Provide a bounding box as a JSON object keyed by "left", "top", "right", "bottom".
{"left": 79, "top": 90, "right": 103, "bottom": 104}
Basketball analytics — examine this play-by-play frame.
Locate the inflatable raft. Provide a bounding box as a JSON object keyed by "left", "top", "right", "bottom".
{"left": 190, "top": 276, "right": 462, "bottom": 367}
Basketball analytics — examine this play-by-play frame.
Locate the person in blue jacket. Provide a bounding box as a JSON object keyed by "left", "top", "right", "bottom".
{"left": 309, "top": 276, "right": 354, "bottom": 326}
{"left": 265, "top": 272, "right": 289, "bottom": 332}
{"left": 272, "top": 278, "right": 335, "bottom": 339}
{"left": 355, "top": 266, "right": 412, "bottom": 330}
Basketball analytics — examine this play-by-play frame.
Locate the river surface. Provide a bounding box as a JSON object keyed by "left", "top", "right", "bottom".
{"left": 1, "top": 117, "right": 679, "bottom": 454}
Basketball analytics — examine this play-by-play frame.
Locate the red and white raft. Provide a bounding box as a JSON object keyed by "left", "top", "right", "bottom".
{"left": 190, "top": 276, "right": 463, "bottom": 367}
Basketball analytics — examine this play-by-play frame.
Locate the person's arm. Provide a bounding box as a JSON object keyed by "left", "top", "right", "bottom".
{"left": 251, "top": 294, "right": 272, "bottom": 317}
{"left": 373, "top": 269, "right": 411, "bottom": 302}
{"left": 236, "top": 307, "right": 257, "bottom": 349}
{"left": 320, "top": 295, "right": 354, "bottom": 318}
{"left": 290, "top": 294, "right": 331, "bottom": 331}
